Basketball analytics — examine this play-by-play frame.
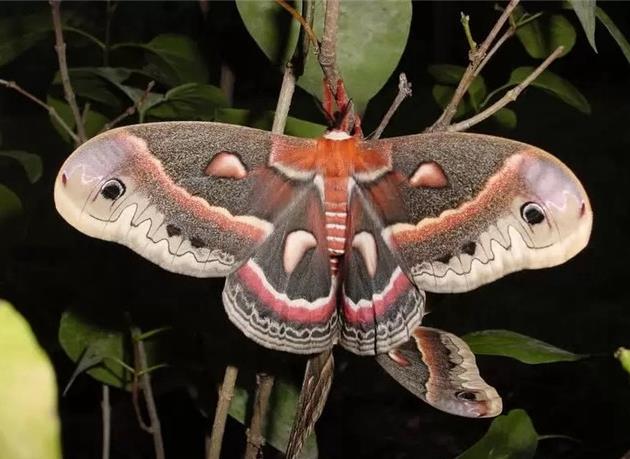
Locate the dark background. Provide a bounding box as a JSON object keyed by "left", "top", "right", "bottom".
{"left": 0, "top": 1, "right": 629, "bottom": 458}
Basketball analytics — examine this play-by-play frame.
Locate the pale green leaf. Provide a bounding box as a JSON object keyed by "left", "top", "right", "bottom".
{"left": 596, "top": 7, "right": 630, "bottom": 64}
{"left": 0, "top": 300, "right": 62, "bottom": 459}
{"left": 516, "top": 14, "right": 576, "bottom": 58}
{"left": 615, "top": 347, "right": 630, "bottom": 375}
{"left": 0, "top": 150, "right": 43, "bottom": 183}
{"left": 299, "top": 0, "right": 412, "bottom": 113}
{"left": 236, "top": 0, "right": 302, "bottom": 65}
{"left": 457, "top": 409, "right": 538, "bottom": 459}
{"left": 567, "top": 0, "right": 597, "bottom": 52}
{"left": 508, "top": 67, "right": 590, "bottom": 113}
{"left": 229, "top": 378, "right": 318, "bottom": 458}
{"left": 463, "top": 329, "right": 585, "bottom": 364}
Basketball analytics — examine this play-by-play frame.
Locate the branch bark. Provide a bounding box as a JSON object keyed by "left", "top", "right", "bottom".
{"left": 319, "top": 0, "right": 340, "bottom": 94}
{"left": 427, "top": 0, "right": 520, "bottom": 132}
{"left": 50, "top": 0, "right": 86, "bottom": 144}
{"left": 371, "top": 73, "right": 412, "bottom": 139}
{"left": 448, "top": 46, "right": 564, "bottom": 132}
{"left": 101, "top": 385, "right": 111, "bottom": 459}
{"left": 99, "top": 81, "right": 155, "bottom": 133}
{"left": 243, "top": 374, "right": 275, "bottom": 459}
{"left": 206, "top": 365, "right": 239, "bottom": 459}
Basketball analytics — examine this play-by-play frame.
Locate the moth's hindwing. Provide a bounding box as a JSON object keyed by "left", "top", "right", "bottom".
{"left": 364, "top": 133, "right": 592, "bottom": 293}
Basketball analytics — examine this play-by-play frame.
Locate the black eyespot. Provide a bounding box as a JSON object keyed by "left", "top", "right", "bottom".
{"left": 462, "top": 241, "right": 476, "bottom": 256}
{"left": 456, "top": 390, "right": 478, "bottom": 401}
{"left": 520, "top": 202, "right": 545, "bottom": 225}
{"left": 166, "top": 224, "right": 182, "bottom": 237}
{"left": 190, "top": 236, "right": 206, "bottom": 249}
{"left": 100, "top": 179, "right": 125, "bottom": 200}
{"left": 436, "top": 254, "right": 452, "bottom": 264}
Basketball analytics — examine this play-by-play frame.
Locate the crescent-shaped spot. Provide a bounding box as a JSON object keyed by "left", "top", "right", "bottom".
{"left": 205, "top": 152, "right": 247, "bottom": 179}
{"left": 409, "top": 161, "right": 448, "bottom": 188}
{"left": 283, "top": 230, "right": 318, "bottom": 274}
{"left": 352, "top": 231, "right": 378, "bottom": 278}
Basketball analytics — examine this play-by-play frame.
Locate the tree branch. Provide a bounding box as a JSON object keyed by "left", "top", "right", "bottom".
{"left": 206, "top": 365, "right": 239, "bottom": 459}
{"left": 319, "top": 0, "right": 340, "bottom": 94}
{"left": 427, "top": 0, "right": 520, "bottom": 132}
{"left": 274, "top": 0, "right": 319, "bottom": 50}
{"left": 101, "top": 385, "right": 111, "bottom": 459}
{"left": 244, "top": 374, "right": 275, "bottom": 459}
{"left": 371, "top": 73, "right": 412, "bottom": 139}
{"left": 448, "top": 46, "right": 564, "bottom": 132}
{"left": 0, "top": 78, "right": 79, "bottom": 142}
{"left": 132, "top": 327, "right": 165, "bottom": 459}
{"left": 99, "top": 81, "right": 155, "bottom": 134}
{"left": 50, "top": 0, "right": 86, "bottom": 144}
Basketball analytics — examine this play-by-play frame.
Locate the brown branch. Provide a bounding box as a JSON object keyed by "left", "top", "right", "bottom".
{"left": 372, "top": 73, "right": 413, "bottom": 139}
{"left": 319, "top": 0, "right": 341, "bottom": 95}
{"left": 220, "top": 64, "right": 235, "bottom": 107}
{"left": 132, "top": 327, "right": 165, "bottom": 459}
{"left": 448, "top": 46, "right": 564, "bottom": 132}
{"left": 0, "top": 78, "right": 79, "bottom": 142}
{"left": 274, "top": 0, "right": 319, "bottom": 49}
{"left": 50, "top": 0, "right": 86, "bottom": 144}
{"left": 427, "top": 0, "right": 520, "bottom": 132}
{"left": 206, "top": 365, "right": 239, "bottom": 459}
{"left": 272, "top": 64, "right": 297, "bottom": 134}
{"left": 244, "top": 374, "right": 275, "bottom": 459}
{"left": 101, "top": 385, "right": 111, "bottom": 459}
{"left": 98, "top": 81, "right": 155, "bottom": 134}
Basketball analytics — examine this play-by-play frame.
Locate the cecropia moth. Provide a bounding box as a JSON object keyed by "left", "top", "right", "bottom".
{"left": 54, "top": 121, "right": 592, "bottom": 417}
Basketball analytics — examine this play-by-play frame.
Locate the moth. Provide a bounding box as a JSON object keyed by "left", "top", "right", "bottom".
{"left": 54, "top": 121, "right": 592, "bottom": 418}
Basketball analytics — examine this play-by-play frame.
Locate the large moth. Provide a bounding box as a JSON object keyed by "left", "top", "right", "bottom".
{"left": 54, "top": 121, "right": 592, "bottom": 417}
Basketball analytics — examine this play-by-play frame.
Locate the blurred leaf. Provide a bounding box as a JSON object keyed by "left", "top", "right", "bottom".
{"left": 0, "top": 150, "right": 43, "bottom": 183}
{"left": 567, "top": 0, "right": 597, "bottom": 52}
{"left": 463, "top": 330, "right": 585, "bottom": 364}
{"left": 457, "top": 409, "right": 537, "bottom": 459}
{"left": 47, "top": 96, "right": 110, "bottom": 142}
{"left": 215, "top": 108, "right": 326, "bottom": 138}
{"left": 507, "top": 67, "right": 590, "bottom": 113}
{"left": 596, "top": 7, "right": 630, "bottom": 64}
{"left": 615, "top": 347, "right": 630, "bottom": 375}
{"left": 0, "top": 11, "right": 53, "bottom": 67}
{"left": 0, "top": 184, "right": 23, "bottom": 243}
{"left": 492, "top": 108, "right": 517, "bottom": 129}
{"left": 147, "top": 83, "right": 229, "bottom": 121}
{"left": 0, "top": 300, "right": 62, "bottom": 459}
{"left": 62, "top": 68, "right": 134, "bottom": 108}
{"left": 229, "top": 378, "right": 318, "bottom": 458}
{"left": 299, "top": 0, "right": 412, "bottom": 113}
{"left": 115, "top": 34, "right": 208, "bottom": 86}
{"left": 58, "top": 309, "right": 130, "bottom": 389}
{"left": 431, "top": 84, "right": 470, "bottom": 119}
{"left": 428, "top": 65, "right": 486, "bottom": 111}
{"left": 516, "top": 14, "right": 576, "bottom": 58}
{"left": 236, "top": 0, "right": 302, "bottom": 65}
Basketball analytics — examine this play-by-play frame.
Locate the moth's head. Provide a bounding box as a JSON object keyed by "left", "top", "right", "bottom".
{"left": 54, "top": 130, "right": 138, "bottom": 239}
{"left": 506, "top": 148, "right": 592, "bottom": 269}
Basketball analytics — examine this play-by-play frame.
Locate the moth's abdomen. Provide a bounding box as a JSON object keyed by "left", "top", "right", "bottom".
{"left": 323, "top": 176, "right": 349, "bottom": 270}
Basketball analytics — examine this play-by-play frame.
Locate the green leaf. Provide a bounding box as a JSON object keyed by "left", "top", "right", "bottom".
{"left": 516, "top": 14, "right": 576, "bottom": 58}
{"left": 147, "top": 83, "right": 229, "bottom": 121}
{"left": 47, "top": 96, "right": 110, "bottom": 142}
{"left": 61, "top": 68, "right": 134, "bottom": 108}
{"left": 115, "top": 34, "right": 208, "bottom": 86}
{"left": 0, "top": 12, "right": 53, "bottom": 67}
{"left": 507, "top": 67, "right": 590, "bottom": 114}
{"left": 596, "top": 7, "right": 630, "bottom": 64}
{"left": 457, "top": 409, "right": 538, "bottom": 459}
{"left": 615, "top": 347, "right": 630, "bottom": 375}
{"left": 567, "top": 0, "right": 597, "bottom": 52}
{"left": 0, "top": 300, "right": 62, "bottom": 459}
{"left": 0, "top": 150, "right": 43, "bottom": 183}
{"left": 428, "top": 65, "right": 486, "bottom": 111}
{"left": 236, "top": 0, "right": 302, "bottom": 65}
{"left": 0, "top": 183, "right": 23, "bottom": 224}
{"left": 431, "top": 84, "right": 470, "bottom": 119}
{"left": 492, "top": 108, "right": 517, "bottom": 130}
{"left": 298, "top": 0, "right": 412, "bottom": 113}
{"left": 463, "top": 330, "right": 585, "bottom": 364}
{"left": 215, "top": 108, "right": 326, "bottom": 138}
{"left": 229, "top": 378, "right": 318, "bottom": 458}
{"left": 58, "top": 309, "right": 130, "bottom": 389}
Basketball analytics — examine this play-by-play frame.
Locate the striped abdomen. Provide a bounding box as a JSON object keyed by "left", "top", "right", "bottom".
{"left": 323, "top": 176, "right": 349, "bottom": 273}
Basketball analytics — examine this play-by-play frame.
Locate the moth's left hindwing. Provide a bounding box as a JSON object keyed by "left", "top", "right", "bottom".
{"left": 54, "top": 122, "right": 316, "bottom": 278}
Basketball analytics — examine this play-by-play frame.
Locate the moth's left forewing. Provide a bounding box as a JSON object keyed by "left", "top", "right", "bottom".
{"left": 367, "top": 133, "right": 592, "bottom": 293}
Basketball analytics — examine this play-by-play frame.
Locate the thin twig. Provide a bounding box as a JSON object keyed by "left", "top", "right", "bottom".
{"left": 0, "top": 78, "right": 79, "bottom": 142}
{"left": 98, "top": 81, "right": 155, "bottom": 134}
{"left": 272, "top": 64, "right": 297, "bottom": 134}
{"left": 474, "top": 27, "right": 515, "bottom": 78}
{"left": 319, "top": 0, "right": 341, "bottom": 95}
{"left": 275, "top": 0, "right": 319, "bottom": 50}
{"left": 220, "top": 64, "right": 235, "bottom": 107}
{"left": 448, "top": 46, "right": 564, "bottom": 132}
{"left": 50, "top": 0, "right": 87, "bottom": 144}
{"left": 101, "top": 385, "right": 111, "bottom": 459}
{"left": 132, "top": 327, "right": 165, "bottom": 459}
{"left": 371, "top": 73, "right": 412, "bottom": 139}
{"left": 207, "top": 365, "right": 239, "bottom": 459}
{"left": 428, "top": 0, "right": 520, "bottom": 132}
{"left": 103, "top": 0, "right": 117, "bottom": 66}
{"left": 244, "top": 374, "right": 275, "bottom": 459}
